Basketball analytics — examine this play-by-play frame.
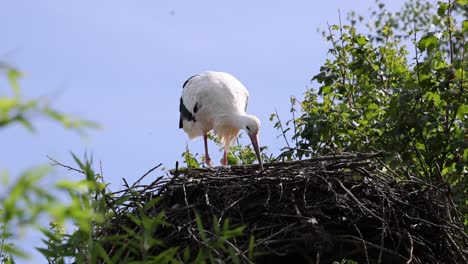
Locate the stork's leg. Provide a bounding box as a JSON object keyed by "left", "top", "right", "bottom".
{"left": 203, "top": 133, "right": 213, "bottom": 167}
{"left": 221, "top": 142, "right": 230, "bottom": 166}
{"left": 221, "top": 147, "right": 228, "bottom": 166}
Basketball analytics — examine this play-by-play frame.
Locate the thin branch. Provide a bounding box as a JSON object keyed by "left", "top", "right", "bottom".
{"left": 131, "top": 163, "right": 162, "bottom": 189}
{"left": 335, "top": 178, "right": 386, "bottom": 223}
{"left": 447, "top": 0, "right": 454, "bottom": 65}
{"left": 406, "top": 230, "right": 414, "bottom": 264}
{"left": 274, "top": 108, "right": 291, "bottom": 149}
{"left": 289, "top": 96, "right": 299, "bottom": 151}
{"left": 337, "top": 235, "right": 408, "bottom": 263}
{"left": 413, "top": 20, "right": 421, "bottom": 90}
{"left": 47, "top": 155, "right": 84, "bottom": 174}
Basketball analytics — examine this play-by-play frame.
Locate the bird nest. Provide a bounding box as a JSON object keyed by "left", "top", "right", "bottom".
{"left": 97, "top": 153, "right": 468, "bottom": 263}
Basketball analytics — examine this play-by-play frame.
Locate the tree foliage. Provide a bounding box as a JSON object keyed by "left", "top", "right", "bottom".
{"left": 276, "top": 0, "right": 467, "bottom": 220}
{"left": 0, "top": 63, "right": 99, "bottom": 133}
{"left": 0, "top": 64, "right": 100, "bottom": 263}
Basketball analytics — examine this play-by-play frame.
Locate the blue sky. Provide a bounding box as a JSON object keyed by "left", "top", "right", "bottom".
{"left": 1, "top": 0, "right": 406, "bottom": 262}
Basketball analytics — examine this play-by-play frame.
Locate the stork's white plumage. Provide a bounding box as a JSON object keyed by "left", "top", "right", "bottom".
{"left": 179, "top": 71, "right": 263, "bottom": 170}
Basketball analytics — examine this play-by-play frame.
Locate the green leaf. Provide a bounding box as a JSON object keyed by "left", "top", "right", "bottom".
{"left": 55, "top": 179, "right": 90, "bottom": 193}
{"left": 424, "top": 92, "right": 441, "bottom": 107}
{"left": 418, "top": 33, "right": 439, "bottom": 52}
{"left": 143, "top": 197, "right": 161, "bottom": 211}
{"left": 36, "top": 247, "right": 56, "bottom": 259}
{"left": 2, "top": 243, "right": 28, "bottom": 259}
{"left": 183, "top": 247, "right": 191, "bottom": 262}
{"left": 437, "top": 2, "right": 448, "bottom": 17}
{"left": 269, "top": 113, "right": 276, "bottom": 121}
{"left": 0, "top": 98, "right": 19, "bottom": 112}
{"left": 456, "top": 104, "right": 467, "bottom": 119}
{"left": 17, "top": 116, "right": 35, "bottom": 132}
{"left": 1, "top": 169, "right": 9, "bottom": 185}
{"left": 95, "top": 243, "right": 112, "bottom": 264}
{"left": 186, "top": 156, "right": 199, "bottom": 168}
{"left": 71, "top": 152, "right": 85, "bottom": 171}
{"left": 44, "top": 107, "right": 100, "bottom": 131}
{"left": 44, "top": 108, "right": 72, "bottom": 127}
{"left": 462, "top": 20, "right": 468, "bottom": 32}
{"left": 355, "top": 35, "right": 368, "bottom": 45}
{"left": 457, "top": 0, "right": 467, "bottom": 5}
{"left": 39, "top": 227, "right": 63, "bottom": 243}
{"left": 247, "top": 234, "right": 255, "bottom": 260}
{"left": 227, "top": 152, "right": 239, "bottom": 165}
{"left": 148, "top": 247, "right": 178, "bottom": 263}
{"left": 224, "top": 225, "right": 245, "bottom": 239}
{"left": 7, "top": 69, "right": 22, "bottom": 97}
{"left": 194, "top": 212, "right": 207, "bottom": 241}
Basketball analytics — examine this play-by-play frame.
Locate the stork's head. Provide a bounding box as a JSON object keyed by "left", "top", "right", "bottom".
{"left": 243, "top": 114, "right": 261, "bottom": 135}
{"left": 242, "top": 115, "right": 263, "bottom": 170}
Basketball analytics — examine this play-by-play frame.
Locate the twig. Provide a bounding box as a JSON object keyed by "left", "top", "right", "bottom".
{"left": 289, "top": 96, "right": 300, "bottom": 152}
{"left": 413, "top": 20, "right": 421, "bottom": 90}
{"left": 253, "top": 223, "right": 296, "bottom": 248}
{"left": 209, "top": 231, "right": 253, "bottom": 264}
{"left": 407, "top": 132, "right": 431, "bottom": 180}
{"left": 378, "top": 218, "right": 386, "bottom": 264}
{"left": 406, "top": 230, "right": 413, "bottom": 264}
{"left": 337, "top": 235, "right": 408, "bottom": 263}
{"left": 335, "top": 178, "right": 386, "bottom": 223}
{"left": 99, "top": 160, "right": 104, "bottom": 179}
{"left": 140, "top": 176, "right": 165, "bottom": 193}
{"left": 447, "top": 0, "right": 454, "bottom": 65}
{"left": 47, "top": 155, "right": 84, "bottom": 174}
{"left": 274, "top": 108, "right": 291, "bottom": 149}
{"left": 219, "top": 195, "right": 249, "bottom": 224}
{"left": 131, "top": 163, "right": 162, "bottom": 189}
{"left": 187, "top": 227, "right": 221, "bottom": 257}
{"left": 444, "top": 228, "right": 468, "bottom": 263}
{"left": 172, "top": 152, "right": 383, "bottom": 174}
{"left": 182, "top": 182, "right": 192, "bottom": 222}
{"left": 351, "top": 221, "right": 370, "bottom": 264}
{"left": 122, "top": 178, "right": 130, "bottom": 189}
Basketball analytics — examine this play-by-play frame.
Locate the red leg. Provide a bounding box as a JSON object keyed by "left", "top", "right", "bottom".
{"left": 204, "top": 133, "right": 213, "bottom": 167}
{"left": 221, "top": 140, "right": 231, "bottom": 166}
{"left": 222, "top": 147, "right": 228, "bottom": 166}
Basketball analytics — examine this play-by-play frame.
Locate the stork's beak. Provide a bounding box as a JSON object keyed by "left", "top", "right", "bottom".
{"left": 249, "top": 133, "right": 264, "bottom": 170}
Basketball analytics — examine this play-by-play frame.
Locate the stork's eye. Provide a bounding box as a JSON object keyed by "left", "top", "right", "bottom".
{"left": 246, "top": 126, "right": 251, "bottom": 132}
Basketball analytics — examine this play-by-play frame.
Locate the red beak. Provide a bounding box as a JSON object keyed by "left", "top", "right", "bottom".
{"left": 249, "top": 133, "right": 264, "bottom": 170}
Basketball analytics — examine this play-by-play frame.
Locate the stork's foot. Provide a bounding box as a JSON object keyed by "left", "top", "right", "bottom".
{"left": 205, "top": 156, "right": 213, "bottom": 167}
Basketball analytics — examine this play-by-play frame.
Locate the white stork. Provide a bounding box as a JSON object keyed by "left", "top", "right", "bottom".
{"left": 179, "top": 71, "right": 263, "bottom": 170}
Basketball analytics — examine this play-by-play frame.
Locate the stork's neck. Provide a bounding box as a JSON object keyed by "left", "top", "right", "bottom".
{"left": 216, "top": 113, "right": 241, "bottom": 128}
{"left": 214, "top": 113, "right": 254, "bottom": 130}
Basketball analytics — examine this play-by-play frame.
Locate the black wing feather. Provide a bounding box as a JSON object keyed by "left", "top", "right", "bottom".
{"left": 183, "top": 75, "right": 197, "bottom": 88}
{"left": 179, "top": 98, "right": 196, "bottom": 128}
{"left": 179, "top": 75, "right": 199, "bottom": 129}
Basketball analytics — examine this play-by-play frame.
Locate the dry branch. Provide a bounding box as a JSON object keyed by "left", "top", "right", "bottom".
{"left": 93, "top": 153, "right": 468, "bottom": 263}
